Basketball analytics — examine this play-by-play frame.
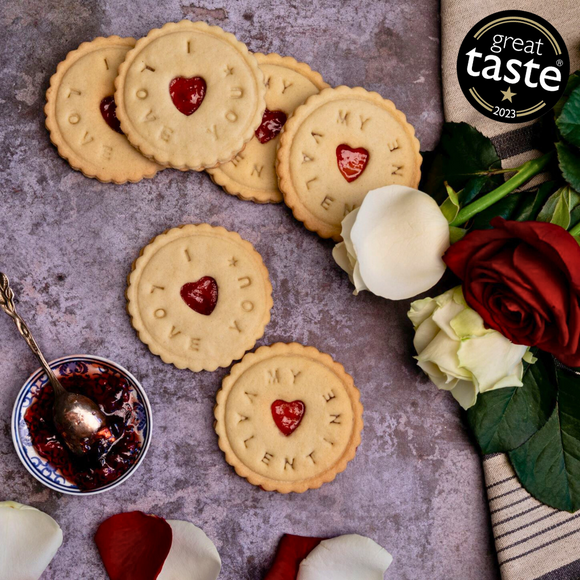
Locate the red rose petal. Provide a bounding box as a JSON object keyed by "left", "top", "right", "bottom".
{"left": 95, "top": 511, "right": 173, "bottom": 580}
{"left": 265, "top": 534, "right": 325, "bottom": 580}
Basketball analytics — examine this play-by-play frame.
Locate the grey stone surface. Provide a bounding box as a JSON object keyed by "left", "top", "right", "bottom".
{"left": 0, "top": 0, "right": 500, "bottom": 578}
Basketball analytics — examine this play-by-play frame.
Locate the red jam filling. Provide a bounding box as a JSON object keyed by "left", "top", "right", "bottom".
{"left": 255, "top": 109, "right": 287, "bottom": 144}
{"left": 169, "top": 76, "right": 207, "bottom": 116}
{"left": 100, "top": 96, "right": 123, "bottom": 134}
{"left": 336, "top": 144, "right": 370, "bottom": 182}
{"left": 25, "top": 371, "right": 142, "bottom": 491}
{"left": 180, "top": 276, "right": 218, "bottom": 316}
{"left": 271, "top": 400, "right": 305, "bottom": 436}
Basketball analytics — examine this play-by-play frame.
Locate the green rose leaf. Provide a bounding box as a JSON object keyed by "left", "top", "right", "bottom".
{"left": 509, "top": 365, "right": 580, "bottom": 513}
{"left": 554, "top": 70, "right": 580, "bottom": 120}
{"left": 557, "top": 141, "right": 580, "bottom": 192}
{"left": 556, "top": 84, "right": 580, "bottom": 148}
{"left": 514, "top": 181, "right": 555, "bottom": 222}
{"left": 537, "top": 186, "right": 580, "bottom": 229}
{"left": 466, "top": 354, "right": 556, "bottom": 454}
{"left": 420, "top": 122, "right": 502, "bottom": 204}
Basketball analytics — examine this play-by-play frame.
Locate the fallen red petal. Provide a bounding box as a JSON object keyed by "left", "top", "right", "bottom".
{"left": 265, "top": 534, "right": 325, "bottom": 580}
{"left": 95, "top": 511, "right": 173, "bottom": 580}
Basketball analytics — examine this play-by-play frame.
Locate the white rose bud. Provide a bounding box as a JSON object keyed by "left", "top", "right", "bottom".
{"left": 408, "top": 287, "right": 530, "bottom": 409}
{"left": 333, "top": 185, "right": 451, "bottom": 300}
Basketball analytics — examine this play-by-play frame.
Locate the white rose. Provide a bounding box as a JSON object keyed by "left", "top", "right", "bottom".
{"left": 332, "top": 185, "right": 450, "bottom": 300}
{"left": 408, "top": 287, "right": 531, "bottom": 409}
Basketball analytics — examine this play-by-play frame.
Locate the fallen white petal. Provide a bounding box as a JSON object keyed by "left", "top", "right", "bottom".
{"left": 158, "top": 520, "right": 221, "bottom": 580}
{"left": 0, "top": 501, "right": 63, "bottom": 580}
{"left": 297, "top": 534, "right": 392, "bottom": 580}
{"left": 351, "top": 186, "right": 450, "bottom": 300}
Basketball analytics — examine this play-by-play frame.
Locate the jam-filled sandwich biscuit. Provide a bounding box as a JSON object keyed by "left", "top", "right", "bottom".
{"left": 127, "top": 224, "right": 273, "bottom": 373}
{"left": 214, "top": 343, "right": 363, "bottom": 493}
{"left": 45, "top": 36, "right": 163, "bottom": 183}
{"left": 208, "top": 54, "right": 329, "bottom": 204}
{"left": 277, "top": 86, "right": 422, "bottom": 241}
{"left": 114, "top": 21, "right": 266, "bottom": 171}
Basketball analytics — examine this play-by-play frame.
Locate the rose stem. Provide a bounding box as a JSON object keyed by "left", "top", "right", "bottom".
{"left": 570, "top": 221, "right": 580, "bottom": 236}
{"left": 449, "top": 151, "right": 555, "bottom": 227}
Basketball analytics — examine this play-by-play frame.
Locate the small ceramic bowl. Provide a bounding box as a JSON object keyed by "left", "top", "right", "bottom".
{"left": 12, "top": 354, "right": 152, "bottom": 495}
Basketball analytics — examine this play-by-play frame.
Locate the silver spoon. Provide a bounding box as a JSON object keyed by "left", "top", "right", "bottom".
{"left": 0, "top": 272, "right": 110, "bottom": 456}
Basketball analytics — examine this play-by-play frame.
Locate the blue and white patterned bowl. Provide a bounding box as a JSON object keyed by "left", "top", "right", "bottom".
{"left": 12, "top": 355, "right": 152, "bottom": 495}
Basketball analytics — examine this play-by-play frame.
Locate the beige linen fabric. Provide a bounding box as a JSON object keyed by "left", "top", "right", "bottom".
{"left": 441, "top": 2, "right": 580, "bottom": 579}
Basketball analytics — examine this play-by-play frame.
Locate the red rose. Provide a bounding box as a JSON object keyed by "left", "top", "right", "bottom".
{"left": 443, "top": 217, "right": 580, "bottom": 367}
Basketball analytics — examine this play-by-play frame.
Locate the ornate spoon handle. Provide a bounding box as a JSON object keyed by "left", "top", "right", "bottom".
{"left": 0, "top": 272, "right": 62, "bottom": 390}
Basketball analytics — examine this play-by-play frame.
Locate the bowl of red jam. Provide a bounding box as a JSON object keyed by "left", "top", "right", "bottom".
{"left": 12, "top": 355, "right": 152, "bottom": 495}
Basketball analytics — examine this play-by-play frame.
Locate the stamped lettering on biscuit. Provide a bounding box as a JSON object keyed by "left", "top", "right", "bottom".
{"left": 160, "top": 126, "right": 173, "bottom": 142}
{"left": 230, "top": 320, "right": 242, "bottom": 333}
{"left": 207, "top": 125, "right": 218, "bottom": 140}
{"left": 307, "top": 450, "right": 316, "bottom": 464}
{"left": 323, "top": 437, "right": 335, "bottom": 446}
{"left": 141, "top": 63, "right": 156, "bottom": 73}
{"left": 229, "top": 257, "right": 239, "bottom": 267}
{"left": 329, "top": 414, "right": 342, "bottom": 424}
{"left": 169, "top": 326, "right": 181, "bottom": 338}
{"left": 302, "top": 153, "right": 313, "bottom": 163}
{"left": 311, "top": 131, "right": 324, "bottom": 144}
{"left": 102, "top": 145, "right": 113, "bottom": 161}
{"left": 282, "top": 80, "right": 293, "bottom": 94}
{"left": 387, "top": 139, "right": 400, "bottom": 152}
{"left": 245, "top": 391, "right": 258, "bottom": 403}
{"left": 337, "top": 110, "right": 349, "bottom": 124}
{"left": 321, "top": 195, "right": 334, "bottom": 210}
{"left": 292, "top": 370, "right": 301, "bottom": 383}
{"left": 189, "top": 337, "right": 201, "bottom": 351}
{"left": 360, "top": 115, "right": 371, "bottom": 130}
{"left": 238, "top": 414, "right": 249, "bottom": 423}
{"left": 230, "top": 87, "right": 243, "bottom": 99}
{"left": 306, "top": 177, "right": 318, "bottom": 190}
{"left": 251, "top": 164, "right": 264, "bottom": 178}
{"left": 150, "top": 285, "right": 165, "bottom": 293}
{"left": 136, "top": 89, "right": 148, "bottom": 99}
{"left": 267, "top": 369, "right": 280, "bottom": 384}
{"left": 243, "top": 436, "right": 254, "bottom": 448}
{"left": 230, "top": 152, "right": 245, "bottom": 167}
{"left": 69, "top": 113, "right": 80, "bottom": 124}
{"left": 391, "top": 164, "right": 404, "bottom": 176}
{"left": 238, "top": 276, "right": 251, "bottom": 288}
{"left": 262, "top": 451, "right": 274, "bottom": 465}
{"left": 184, "top": 248, "right": 192, "bottom": 262}
{"left": 241, "top": 300, "right": 254, "bottom": 312}
{"left": 143, "top": 110, "right": 157, "bottom": 123}
{"left": 225, "top": 110, "right": 238, "bottom": 122}
{"left": 154, "top": 308, "right": 167, "bottom": 319}
{"left": 284, "top": 457, "right": 295, "bottom": 470}
{"left": 81, "top": 131, "right": 94, "bottom": 145}
{"left": 323, "top": 390, "right": 336, "bottom": 402}
{"left": 104, "top": 57, "right": 109, "bottom": 70}
{"left": 224, "top": 65, "right": 234, "bottom": 76}
{"left": 67, "top": 88, "right": 81, "bottom": 98}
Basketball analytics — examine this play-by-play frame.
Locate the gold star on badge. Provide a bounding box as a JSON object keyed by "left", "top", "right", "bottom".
{"left": 500, "top": 86, "right": 517, "bottom": 103}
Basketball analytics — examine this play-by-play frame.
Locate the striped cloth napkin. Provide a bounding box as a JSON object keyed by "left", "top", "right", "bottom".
{"left": 441, "top": 1, "right": 580, "bottom": 578}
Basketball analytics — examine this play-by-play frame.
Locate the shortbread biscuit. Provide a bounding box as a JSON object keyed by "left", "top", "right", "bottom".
{"left": 127, "top": 224, "right": 273, "bottom": 372}
{"left": 114, "top": 21, "right": 266, "bottom": 171}
{"left": 208, "top": 54, "right": 329, "bottom": 203}
{"left": 277, "top": 86, "right": 422, "bottom": 241}
{"left": 215, "top": 343, "right": 363, "bottom": 493}
{"left": 45, "top": 36, "right": 162, "bottom": 183}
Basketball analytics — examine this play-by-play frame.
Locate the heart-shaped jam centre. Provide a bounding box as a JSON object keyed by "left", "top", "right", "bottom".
{"left": 180, "top": 277, "right": 218, "bottom": 316}
{"left": 271, "top": 400, "right": 305, "bottom": 436}
{"left": 255, "top": 109, "right": 287, "bottom": 144}
{"left": 336, "top": 144, "right": 370, "bottom": 182}
{"left": 169, "top": 77, "right": 207, "bottom": 116}
{"left": 100, "top": 96, "right": 123, "bottom": 134}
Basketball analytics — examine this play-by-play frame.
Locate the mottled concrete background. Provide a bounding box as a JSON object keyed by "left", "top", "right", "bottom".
{"left": 0, "top": 1, "right": 500, "bottom": 578}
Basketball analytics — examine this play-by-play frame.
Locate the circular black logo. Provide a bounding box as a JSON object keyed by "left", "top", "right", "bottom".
{"left": 457, "top": 10, "right": 569, "bottom": 123}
